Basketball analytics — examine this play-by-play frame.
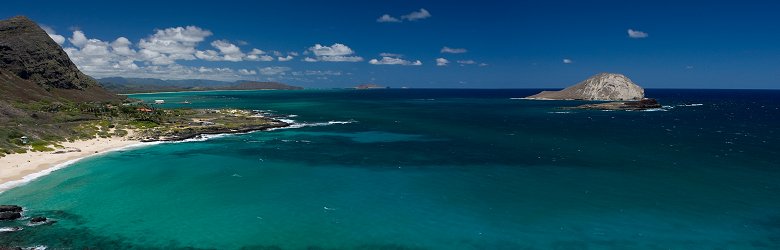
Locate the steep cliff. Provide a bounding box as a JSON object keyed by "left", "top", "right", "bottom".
{"left": 0, "top": 15, "right": 120, "bottom": 102}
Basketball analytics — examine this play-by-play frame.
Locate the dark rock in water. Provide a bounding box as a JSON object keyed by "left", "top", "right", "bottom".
{"left": 0, "top": 212, "right": 21, "bottom": 221}
{"left": 0, "top": 247, "right": 23, "bottom": 250}
{"left": 0, "top": 205, "right": 22, "bottom": 213}
{"left": 571, "top": 98, "right": 662, "bottom": 110}
{"left": 30, "top": 216, "right": 47, "bottom": 223}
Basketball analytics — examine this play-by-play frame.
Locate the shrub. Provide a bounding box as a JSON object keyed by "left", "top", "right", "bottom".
{"left": 113, "top": 129, "right": 128, "bottom": 137}
{"left": 30, "top": 140, "right": 54, "bottom": 152}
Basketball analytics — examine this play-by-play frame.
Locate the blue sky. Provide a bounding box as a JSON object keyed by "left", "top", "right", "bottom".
{"left": 3, "top": 0, "right": 779, "bottom": 88}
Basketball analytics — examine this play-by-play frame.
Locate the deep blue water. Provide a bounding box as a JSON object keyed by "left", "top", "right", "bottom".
{"left": 1, "top": 89, "right": 779, "bottom": 249}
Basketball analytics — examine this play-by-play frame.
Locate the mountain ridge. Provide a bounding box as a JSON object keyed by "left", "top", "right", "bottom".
{"left": 98, "top": 77, "right": 303, "bottom": 93}
{"left": 0, "top": 15, "right": 120, "bottom": 102}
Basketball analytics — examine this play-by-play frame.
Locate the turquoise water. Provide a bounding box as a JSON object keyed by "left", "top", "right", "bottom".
{"left": 1, "top": 89, "right": 779, "bottom": 249}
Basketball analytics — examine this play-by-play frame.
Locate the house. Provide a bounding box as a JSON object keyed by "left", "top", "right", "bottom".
{"left": 137, "top": 108, "right": 153, "bottom": 112}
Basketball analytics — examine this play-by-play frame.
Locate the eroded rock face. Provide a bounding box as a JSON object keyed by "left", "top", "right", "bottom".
{"left": 0, "top": 16, "right": 98, "bottom": 90}
{"left": 0, "top": 212, "right": 21, "bottom": 221}
{"left": 30, "top": 217, "right": 47, "bottom": 223}
{"left": 571, "top": 98, "right": 662, "bottom": 110}
{"left": 527, "top": 73, "right": 644, "bottom": 101}
{"left": 0, "top": 205, "right": 22, "bottom": 213}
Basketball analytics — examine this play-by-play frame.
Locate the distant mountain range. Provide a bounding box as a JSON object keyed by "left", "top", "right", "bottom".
{"left": 98, "top": 77, "right": 303, "bottom": 93}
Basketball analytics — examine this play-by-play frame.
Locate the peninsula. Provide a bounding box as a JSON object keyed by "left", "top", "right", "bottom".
{"left": 0, "top": 16, "right": 289, "bottom": 192}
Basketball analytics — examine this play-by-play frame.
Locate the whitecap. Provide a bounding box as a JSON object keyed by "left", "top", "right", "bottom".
{"left": 641, "top": 108, "right": 668, "bottom": 112}
{"left": 268, "top": 120, "right": 357, "bottom": 131}
{"left": 0, "top": 227, "right": 23, "bottom": 232}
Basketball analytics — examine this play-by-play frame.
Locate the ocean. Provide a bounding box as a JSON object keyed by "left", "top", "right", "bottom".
{"left": 1, "top": 89, "right": 779, "bottom": 249}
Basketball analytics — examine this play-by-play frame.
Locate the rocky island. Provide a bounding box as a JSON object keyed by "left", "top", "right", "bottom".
{"left": 526, "top": 73, "right": 644, "bottom": 101}
{"left": 525, "top": 73, "right": 661, "bottom": 110}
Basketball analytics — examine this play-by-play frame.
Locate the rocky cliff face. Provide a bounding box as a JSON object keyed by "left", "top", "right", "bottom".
{"left": 526, "top": 73, "right": 644, "bottom": 101}
{"left": 0, "top": 16, "right": 98, "bottom": 90}
{"left": 0, "top": 16, "right": 119, "bottom": 102}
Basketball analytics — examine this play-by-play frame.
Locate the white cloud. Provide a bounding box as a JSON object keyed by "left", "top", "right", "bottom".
{"left": 457, "top": 60, "right": 476, "bottom": 65}
{"left": 441, "top": 46, "right": 467, "bottom": 54}
{"left": 249, "top": 48, "right": 265, "bottom": 55}
{"left": 246, "top": 54, "right": 274, "bottom": 61}
{"left": 204, "top": 40, "right": 244, "bottom": 62}
{"left": 291, "top": 70, "right": 342, "bottom": 76}
{"left": 56, "top": 26, "right": 353, "bottom": 82}
{"left": 259, "top": 66, "right": 291, "bottom": 75}
{"left": 377, "top": 14, "right": 401, "bottom": 23}
{"left": 401, "top": 8, "right": 431, "bottom": 21}
{"left": 195, "top": 50, "right": 220, "bottom": 61}
{"left": 379, "top": 52, "right": 402, "bottom": 57}
{"left": 306, "top": 43, "right": 363, "bottom": 62}
{"left": 479, "top": 63, "right": 488, "bottom": 67}
{"left": 318, "top": 55, "right": 364, "bottom": 62}
{"left": 309, "top": 43, "right": 354, "bottom": 56}
{"left": 628, "top": 29, "right": 648, "bottom": 39}
{"left": 245, "top": 48, "right": 273, "bottom": 61}
{"left": 110, "top": 37, "right": 135, "bottom": 56}
{"left": 563, "top": 58, "right": 573, "bottom": 64}
{"left": 238, "top": 69, "right": 257, "bottom": 75}
{"left": 138, "top": 26, "right": 212, "bottom": 62}
{"left": 41, "top": 25, "right": 65, "bottom": 45}
{"left": 278, "top": 55, "right": 294, "bottom": 62}
{"left": 368, "top": 57, "right": 422, "bottom": 66}
{"left": 436, "top": 58, "right": 449, "bottom": 66}
{"left": 69, "top": 30, "right": 88, "bottom": 48}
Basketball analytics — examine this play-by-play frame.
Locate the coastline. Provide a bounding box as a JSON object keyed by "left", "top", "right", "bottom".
{"left": 0, "top": 137, "right": 144, "bottom": 193}
{"left": 119, "top": 88, "right": 292, "bottom": 96}
{"left": 0, "top": 122, "right": 292, "bottom": 193}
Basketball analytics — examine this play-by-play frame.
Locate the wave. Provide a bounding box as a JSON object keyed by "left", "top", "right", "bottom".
{"left": 640, "top": 108, "right": 668, "bottom": 112}
{"left": 268, "top": 119, "right": 357, "bottom": 131}
{"left": 0, "top": 227, "right": 23, "bottom": 232}
{"left": 678, "top": 103, "right": 704, "bottom": 107}
{"left": 164, "top": 133, "right": 232, "bottom": 143}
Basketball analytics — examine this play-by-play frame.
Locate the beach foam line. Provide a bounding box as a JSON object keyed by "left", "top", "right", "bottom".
{"left": 640, "top": 108, "right": 668, "bottom": 112}
{"left": 268, "top": 119, "right": 357, "bottom": 131}
{"left": 0, "top": 117, "right": 352, "bottom": 193}
{"left": 678, "top": 103, "right": 704, "bottom": 107}
{"left": 0, "top": 142, "right": 153, "bottom": 194}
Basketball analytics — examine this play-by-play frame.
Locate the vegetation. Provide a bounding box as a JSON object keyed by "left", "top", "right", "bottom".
{"left": 0, "top": 98, "right": 285, "bottom": 157}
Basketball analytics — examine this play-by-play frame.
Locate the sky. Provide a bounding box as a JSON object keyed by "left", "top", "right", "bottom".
{"left": 2, "top": 0, "right": 780, "bottom": 89}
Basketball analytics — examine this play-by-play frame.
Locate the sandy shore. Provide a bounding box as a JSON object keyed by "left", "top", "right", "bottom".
{"left": 0, "top": 137, "right": 143, "bottom": 192}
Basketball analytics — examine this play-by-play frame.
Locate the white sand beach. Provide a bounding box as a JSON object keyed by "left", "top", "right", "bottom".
{"left": 0, "top": 137, "right": 142, "bottom": 192}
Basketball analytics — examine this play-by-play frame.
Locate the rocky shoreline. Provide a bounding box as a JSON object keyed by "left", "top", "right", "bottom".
{"left": 567, "top": 98, "right": 662, "bottom": 111}
{"left": 137, "top": 120, "right": 291, "bottom": 142}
